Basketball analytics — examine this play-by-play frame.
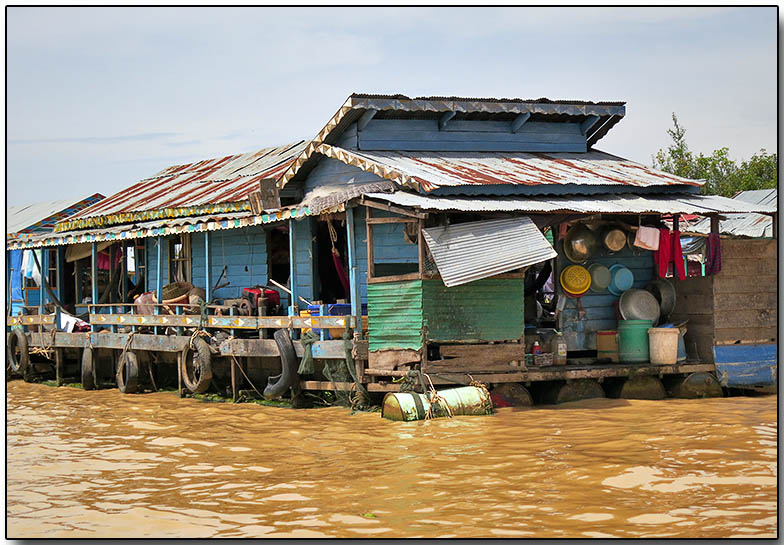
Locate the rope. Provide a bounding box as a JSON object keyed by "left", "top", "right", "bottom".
{"left": 189, "top": 328, "right": 212, "bottom": 350}
{"left": 224, "top": 336, "right": 265, "bottom": 400}
{"left": 115, "top": 331, "right": 136, "bottom": 381}
{"left": 30, "top": 328, "right": 57, "bottom": 360}
{"left": 423, "top": 373, "right": 452, "bottom": 420}
{"left": 468, "top": 374, "right": 493, "bottom": 413}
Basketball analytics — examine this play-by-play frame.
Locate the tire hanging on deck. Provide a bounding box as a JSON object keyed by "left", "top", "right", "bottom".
{"left": 81, "top": 347, "right": 96, "bottom": 390}
{"left": 180, "top": 337, "right": 212, "bottom": 394}
{"left": 117, "top": 351, "right": 140, "bottom": 394}
{"left": 263, "top": 329, "right": 299, "bottom": 400}
{"left": 7, "top": 329, "right": 29, "bottom": 375}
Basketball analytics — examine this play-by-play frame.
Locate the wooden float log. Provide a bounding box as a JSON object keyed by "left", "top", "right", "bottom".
{"left": 541, "top": 379, "right": 605, "bottom": 405}
{"left": 490, "top": 383, "right": 533, "bottom": 408}
{"left": 665, "top": 372, "right": 723, "bottom": 399}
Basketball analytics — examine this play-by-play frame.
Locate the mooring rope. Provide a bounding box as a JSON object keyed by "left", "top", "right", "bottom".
{"left": 423, "top": 373, "right": 452, "bottom": 420}
{"left": 224, "top": 335, "right": 265, "bottom": 400}
{"left": 115, "top": 331, "right": 136, "bottom": 381}
{"left": 30, "top": 328, "right": 57, "bottom": 360}
{"left": 468, "top": 374, "right": 493, "bottom": 413}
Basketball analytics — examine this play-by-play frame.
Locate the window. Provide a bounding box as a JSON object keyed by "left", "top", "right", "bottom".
{"left": 169, "top": 234, "right": 191, "bottom": 284}
{"left": 47, "top": 249, "right": 57, "bottom": 289}
{"left": 129, "top": 242, "right": 146, "bottom": 285}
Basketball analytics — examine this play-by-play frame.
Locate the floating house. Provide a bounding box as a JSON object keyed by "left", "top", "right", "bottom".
{"left": 6, "top": 94, "right": 778, "bottom": 404}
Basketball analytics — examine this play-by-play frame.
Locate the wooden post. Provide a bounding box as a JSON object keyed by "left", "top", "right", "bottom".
{"left": 710, "top": 215, "right": 720, "bottom": 235}
{"left": 55, "top": 348, "right": 63, "bottom": 386}
{"left": 366, "top": 206, "right": 375, "bottom": 279}
{"left": 91, "top": 242, "right": 98, "bottom": 332}
{"left": 772, "top": 213, "right": 778, "bottom": 240}
{"left": 176, "top": 305, "right": 183, "bottom": 336}
{"left": 346, "top": 206, "right": 362, "bottom": 338}
{"left": 177, "top": 351, "right": 183, "bottom": 397}
{"left": 204, "top": 230, "right": 211, "bottom": 303}
{"left": 6, "top": 250, "right": 11, "bottom": 317}
{"left": 75, "top": 258, "right": 82, "bottom": 308}
{"left": 288, "top": 219, "right": 298, "bottom": 316}
{"left": 231, "top": 356, "right": 238, "bottom": 402}
{"left": 155, "top": 236, "right": 163, "bottom": 335}
{"left": 39, "top": 248, "right": 48, "bottom": 318}
{"left": 121, "top": 242, "right": 128, "bottom": 304}
{"left": 418, "top": 218, "right": 425, "bottom": 275}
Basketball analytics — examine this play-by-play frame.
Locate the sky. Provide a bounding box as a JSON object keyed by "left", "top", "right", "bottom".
{"left": 5, "top": 6, "right": 778, "bottom": 207}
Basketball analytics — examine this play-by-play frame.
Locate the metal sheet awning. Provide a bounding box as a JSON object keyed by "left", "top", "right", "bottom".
{"left": 363, "top": 191, "right": 778, "bottom": 216}
{"left": 422, "top": 217, "right": 557, "bottom": 287}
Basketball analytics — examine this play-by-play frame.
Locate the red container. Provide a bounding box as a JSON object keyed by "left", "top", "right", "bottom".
{"left": 242, "top": 286, "right": 281, "bottom": 307}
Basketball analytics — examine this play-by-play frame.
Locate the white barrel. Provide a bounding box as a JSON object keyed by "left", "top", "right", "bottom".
{"left": 647, "top": 328, "right": 680, "bottom": 365}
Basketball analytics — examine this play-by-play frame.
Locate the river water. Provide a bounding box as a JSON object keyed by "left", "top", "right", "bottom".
{"left": 6, "top": 381, "right": 777, "bottom": 538}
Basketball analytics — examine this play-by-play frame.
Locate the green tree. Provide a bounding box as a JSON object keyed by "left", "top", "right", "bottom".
{"left": 653, "top": 113, "right": 777, "bottom": 197}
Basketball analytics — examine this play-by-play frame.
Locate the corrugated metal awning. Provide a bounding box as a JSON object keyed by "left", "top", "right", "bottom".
{"left": 422, "top": 217, "right": 557, "bottom": 287}
{"left": 686, "top": 189, "right": 777, "bottom": 237}
{"left": 362, "top": 191, "right": 778, "bottom": 216}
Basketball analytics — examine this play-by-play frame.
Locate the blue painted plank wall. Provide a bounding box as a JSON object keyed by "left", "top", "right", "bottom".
{"left": 371, "top": 209, "right": 419, "bottom": 264}
{"left": 303, "top": 157, "right": 388, "bottom": 193}
{"left": 352, "top": 206, "right": 369, "bottom": 306}
{"left": 558, "top": 243, "right": 655, "bottom": 350}
{"left": 146, "top": 226, "right": 270, "bottom": 302}
{"left": 714, "top": 344, "right": 777, "bottom": 387}
{"left": 357, "top": 119, "right": 586, "bottom": 153}
{"left": 291, "top": 217, "right": 315, "bottom": 304}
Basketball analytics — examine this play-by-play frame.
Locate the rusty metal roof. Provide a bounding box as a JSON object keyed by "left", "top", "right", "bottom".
{"left": 686, "top": 189, "right": 777, "bottom": 237}
{"left": 422, "top": 217, "right": 557, "bottom": 287}
{"left": 55, "top": 141, "right": 309, "bottom": 232}
{"left": 7, "top": 193, "right": 104, "bottom": 240}
{"left": 349, "top": 93, "right": 626, "bottom": 106}
{"left": 362, "top": 191, "right": 778, "bottom": 216}
{"left": 281, "top": 143, "right": 702, "bottom": 192}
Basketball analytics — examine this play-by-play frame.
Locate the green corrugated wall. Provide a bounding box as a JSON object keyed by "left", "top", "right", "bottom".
{"left": 422, "top": 278, "right": 524, "bottom": 342}
{"left": 367, "top": 280, "right": 424, "bottom": 352}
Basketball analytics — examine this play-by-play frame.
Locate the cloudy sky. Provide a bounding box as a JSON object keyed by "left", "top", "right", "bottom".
{"left": 6, "top": 6, "right": 777, "bottom": 206}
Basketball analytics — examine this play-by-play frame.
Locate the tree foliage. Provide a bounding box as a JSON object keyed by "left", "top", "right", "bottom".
{"left": 653, "top": 113, "right": 778, "bottom": 197}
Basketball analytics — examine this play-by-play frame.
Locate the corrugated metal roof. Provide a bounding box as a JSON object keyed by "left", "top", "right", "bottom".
{"left": 55, "top": 141, "right": 309, "bottom": 232}
{"left": 363, "top": 191, "right": 779, "bottom": 216}
{"left": 687, "top": 189, "right": 777, "bottom": 237}
{"left": 422, "top": 217, "right": 557, "bottom": 287}
{"left": 349, "top": 93, "right": 627, "bottom": 107}
{"left": 7, "top": 193, "right": 104, "bottom": 238}
{"left": 281, "top": 143, "right": 702, "bottom": 192}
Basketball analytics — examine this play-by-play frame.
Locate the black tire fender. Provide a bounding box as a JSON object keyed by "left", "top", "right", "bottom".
{"left": 264, "top": 329, "right": 299, "bottom": 400}
{"left": 181, "top": 337, "right": 212, "bottom": 394}
{"left": 117, "top": 351, "right": 140, "bottom": 394}
{"left": 81, "top": 347, "right": 96, "bottom": 390}
{"left": 7, "top": 328, "right": 29, "bottom": 375}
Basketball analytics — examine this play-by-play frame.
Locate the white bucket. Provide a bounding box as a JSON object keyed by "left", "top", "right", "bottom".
{"left": 647, "top": 328, "right": 680, "bottom": 365}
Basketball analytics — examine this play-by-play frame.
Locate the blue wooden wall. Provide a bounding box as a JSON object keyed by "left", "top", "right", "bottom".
{"left": 558, "top": 244, "right": 655, "bottom": 351}
{"left": 357, "top": 119, "right": 587, "bottom": 153}
{"left": 146, "top": 226, "right": 270, "bottom": 301}
{"left": 291, "top": 217, "right": 315, "bottom": 305}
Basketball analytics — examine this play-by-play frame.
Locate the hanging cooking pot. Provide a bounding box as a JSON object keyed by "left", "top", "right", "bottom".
{"left": 563, "top": 224, "right": 598, "bottom": 263}
{"left": 600, "top": 224, "right": 627, "bottom": 253}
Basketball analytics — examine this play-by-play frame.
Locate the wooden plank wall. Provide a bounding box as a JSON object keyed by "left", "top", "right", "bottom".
{"left": 711, "top": 238, "right": 777, "bottom": 345}
{"left": 357, "top": 119, "right": 587, "bottom": 153}
{"left": 668, "top": 275, "right": 715, "bottom": 363}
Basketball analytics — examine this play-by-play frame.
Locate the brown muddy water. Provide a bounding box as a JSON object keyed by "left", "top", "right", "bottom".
{"left": 6, "top": 381, "right": 777, "bottom": 538}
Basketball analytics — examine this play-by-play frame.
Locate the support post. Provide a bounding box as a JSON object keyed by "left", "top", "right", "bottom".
{"left": 155, "top": 236, "right": 163, "bottom": 335}
{"left": 39, "top": 248, "right": 48, "bottom": 319}
{"left": 75, "top": 259, "right": 82, "bottom": 308}
{"left": 231, "top": 357, "right": 239, "bottom": 402}
{"left": 710, "top": 215, "right": 719, "bottom": 235}
{"left": 288, "top": 219, "right": 298, "bottom": 316}
{"left": 204, "top": 231, "right": 211, "bottom": 303}
{"left": 55, "top": 349, "right": 63, "bottom": 386}
{"left": 91, "top": 242, "right": 98, "bottom": 332}
{"left": 346, "top": 206, "right": 362, "bottom": 338}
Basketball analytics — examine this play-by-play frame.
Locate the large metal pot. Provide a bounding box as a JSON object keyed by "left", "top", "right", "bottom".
{"left": 619, "top": 289, "right": 661, "bottom": 324}
{"left": 599, "top": 224, "right": 627, "bottom": 253}
{"left": 646, "top": 279, "right": 676, "bottom": 318}
{"left": 563, "top": 224, "right": 598, "bottom": 263}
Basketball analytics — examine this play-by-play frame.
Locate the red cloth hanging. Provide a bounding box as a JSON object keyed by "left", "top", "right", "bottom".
{"left": 332, "top": 248, "right": 351, "bottom": 296}
{"left": 654, "top": 228, "right": 671, "bottom": 278}
{"left": 705, "top": 232, "right": 722, "bottom": 275}
{"left": 672, "top": 230, "right": 686, "bottom": 281}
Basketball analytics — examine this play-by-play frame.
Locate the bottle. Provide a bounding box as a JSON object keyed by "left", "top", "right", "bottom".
{"left": 532, "top": 341, "right": 542, "bottom": 355}
{"left": 553, "top": 332, "right": 567, "bottom": 365}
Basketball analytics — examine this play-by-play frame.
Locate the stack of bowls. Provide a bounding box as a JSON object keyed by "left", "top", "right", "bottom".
{"left": 560, "top": 265, "right": 591, "bottom": 298}
{"left": 587, "top": 264, "right": 612, "bottom": 293}
{"left": 608, "top": 264, "right": 634, "bottom": 296}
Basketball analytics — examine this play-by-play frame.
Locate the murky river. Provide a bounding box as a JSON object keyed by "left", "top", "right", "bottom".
{"left": 6, "top": 381, "right": 777, "bottom": 538}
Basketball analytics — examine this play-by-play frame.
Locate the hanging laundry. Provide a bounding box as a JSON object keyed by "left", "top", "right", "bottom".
{"left": 671, "top": 230, "right": 686, "bottom": 281}
{"left": 634, "top": 225, "right": 660, "bottom": 251}
{"left": 705, "top": 233, "right": 722, "bottom": 275}
{"left": 653, "top": 228, "right": 671, "bottom": 278}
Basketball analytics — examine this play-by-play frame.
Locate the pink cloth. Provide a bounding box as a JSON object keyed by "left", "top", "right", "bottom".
{"left": 634, "top": 225, "right": 660, "bottom": 251}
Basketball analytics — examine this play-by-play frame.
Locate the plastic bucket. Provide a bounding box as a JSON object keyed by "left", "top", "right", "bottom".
{"left": 648, "top": 327, "right": 680, "bottom": 365}
{"left": 618, "top": 319, "right": 653, "bottom": 363}
{"left": 596, "top": 330, "right": 619, "bottom": 362}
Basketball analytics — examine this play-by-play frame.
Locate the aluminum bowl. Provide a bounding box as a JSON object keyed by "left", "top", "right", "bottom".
{"left": 619, "top": 288, "right": 661, "bottom": 324}
{"left": 645, "top": 279, "right": 676, "bottom": 318}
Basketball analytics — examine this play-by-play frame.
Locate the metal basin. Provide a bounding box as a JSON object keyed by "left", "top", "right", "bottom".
{"left": 619, "top": 288, "right": 661, "bottom": 324}
{"left": 563, "top": 224, "right": 598, "bottom": 263}
{"left": 646, "top": 279, "right": 676, "bottom": 318}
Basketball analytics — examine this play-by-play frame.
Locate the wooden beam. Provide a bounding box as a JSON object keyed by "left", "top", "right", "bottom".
{"left": 367, "top": 272, "right": 422, "bottom": 284}
{"left": 438, "top": 111, "right": 456, "bottom": 131}
{"left": 580, "top": 115, "right": 600, "bottom": 135}
{"left": 511, "top": 112, "right": 531, "bottom": 133}
{"left": 361, "top": 198, "right": 427, "bottom": 219}
{"left": 288, "top": 218, "right": 298, "bottom": 314}
{"left": 366, "top": 217, "right": 419, "bottom": 224}
{"left": 89, "top": 312, "right": 360, "bottom": 331}
{"left": 357, "top": 109, "right": 378, "bottom": 131}
{"left": 366, "top": 206, "right": 375, "bottom": 279}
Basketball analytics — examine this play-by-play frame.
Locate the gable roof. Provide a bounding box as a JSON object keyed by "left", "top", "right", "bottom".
{"left": 55, "top": 141, "right": 308, "bottom": 232}
{"left": 7, "top": 193, "right": 104, "bottom": 240}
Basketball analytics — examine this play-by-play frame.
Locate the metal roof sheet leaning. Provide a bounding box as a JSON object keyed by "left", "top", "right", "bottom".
{"left": 422, "top": 217, "right": 557, "bottom": 288}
